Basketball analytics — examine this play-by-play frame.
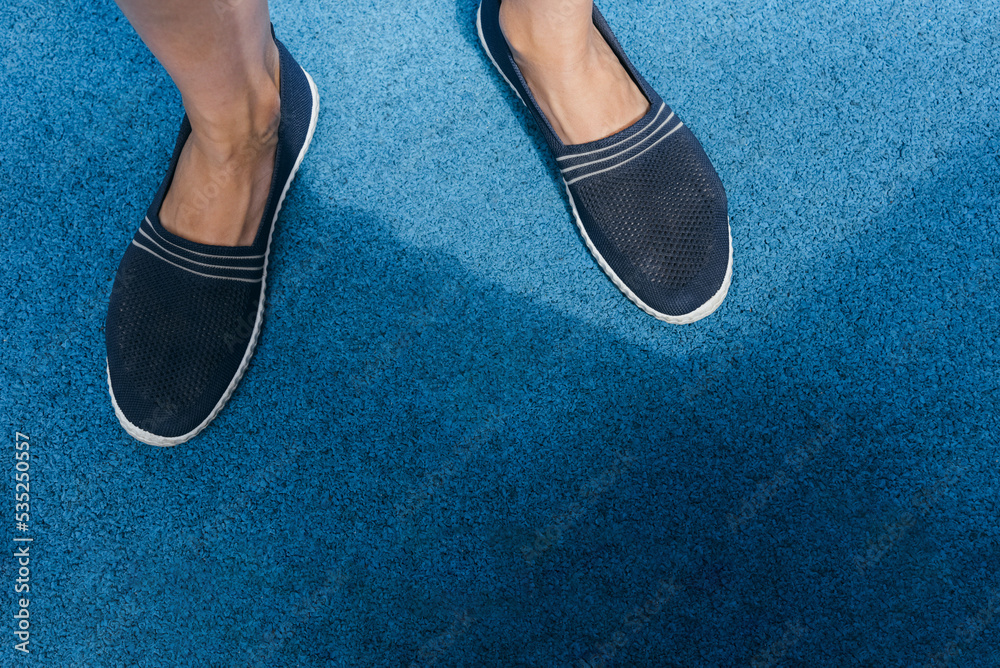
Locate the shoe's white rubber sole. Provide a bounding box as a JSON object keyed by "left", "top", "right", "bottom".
{"left": 476, "top": 2, "right": 732, "bottom": 325}
{"left": 108, "top": 68, "right": 321, "bottom": 447}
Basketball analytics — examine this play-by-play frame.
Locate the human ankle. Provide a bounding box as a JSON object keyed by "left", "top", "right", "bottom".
{"left": 185, "top": 84, "right": 281, "bottom": 166}
{"left": 160, "top": 82, "right": 280, "bottom": 246}
{"left": 499, "top": 0, "right": 594, "bottom": 71}
{"left": 498, "top": 8, "right": 649, "bottom": 145}
{"left": 182, "top": 38, "right": 281, "bottom": 162}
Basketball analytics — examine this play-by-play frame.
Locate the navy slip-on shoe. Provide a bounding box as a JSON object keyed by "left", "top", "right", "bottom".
{"left": 105, "top": 33, "right": 319, "bottom": 446}
{"left": 477, "top": 0, "right": 732, "bottom": 323}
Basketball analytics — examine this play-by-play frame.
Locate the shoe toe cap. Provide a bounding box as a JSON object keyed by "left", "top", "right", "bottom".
{"left": 105, "top": 247, "right": 261, "bottom": 442}
{"left": 570, "top": 126, "right": 731, "bottom": 321}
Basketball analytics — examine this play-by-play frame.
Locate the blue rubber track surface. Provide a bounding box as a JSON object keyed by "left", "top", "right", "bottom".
{"left": 1, "top": 0, "right": 998, "bottom": 665}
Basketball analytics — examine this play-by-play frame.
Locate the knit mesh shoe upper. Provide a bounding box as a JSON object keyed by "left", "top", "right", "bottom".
{"left": 106, "top": 215, "right": 266, "bottom": 438}
{"left": 565, "top": 105, "right": 731, "bottom": 317}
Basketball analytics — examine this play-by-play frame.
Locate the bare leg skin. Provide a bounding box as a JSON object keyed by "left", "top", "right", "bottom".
{"left": 115, "top": 0, "right": 280, "bottom": 246}
{"left": 498, "top": 0, "right": 650, "bottom": 146}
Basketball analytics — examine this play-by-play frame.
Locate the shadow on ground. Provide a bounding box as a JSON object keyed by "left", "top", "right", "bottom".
{"left": 59, "top": 132, "right": 999, "bottom": 666}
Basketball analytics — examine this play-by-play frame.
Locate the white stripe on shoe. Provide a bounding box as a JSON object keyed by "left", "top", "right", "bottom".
{"left": 563, "top": 122, "right": 684, "bottom": 186}
{"left": 556, "top": 104, "right": 668, "bottom": 162}
{"left": 131, "top": 240, "right": 265, "bottom": 283}
{"left": 145, "top": 217, "right": 267, "bottom": 260}
{"left": 560, "top": 112, "right": 678, "bottom": 174}
{"left": 138, "top": 229, "right": 264, "bottom": 272}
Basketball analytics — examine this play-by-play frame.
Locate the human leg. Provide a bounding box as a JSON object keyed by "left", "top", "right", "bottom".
{"left": 115, "top": 0, "right": 280, "bottom": 245}
{"left": 498, "top": 0, "right": 649, "bottom": 145}
{"left": 106, "top": 4, "right": 319, "bottom": 445}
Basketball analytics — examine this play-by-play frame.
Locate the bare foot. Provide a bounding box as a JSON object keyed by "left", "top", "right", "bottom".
{"left": 499, "top": 1, "right": 650, "bottom": 145}
{"left": 159, "top": 48, "right": 281, "bottom": 247}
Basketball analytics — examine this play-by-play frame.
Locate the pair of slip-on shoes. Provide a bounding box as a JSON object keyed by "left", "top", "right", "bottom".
{"left": 106, "top": 13, "right": 730, "bottom": 446}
